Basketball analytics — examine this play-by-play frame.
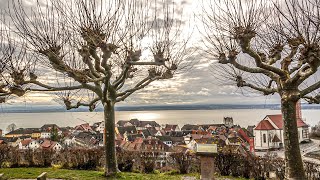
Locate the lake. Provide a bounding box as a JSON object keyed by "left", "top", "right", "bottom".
{"left": 0, "top": 109, "right": 320, "bottom": 134}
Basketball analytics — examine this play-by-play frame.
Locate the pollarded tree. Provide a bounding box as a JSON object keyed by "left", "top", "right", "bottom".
{"left": 0, "top": 0, "right": 192, "bottom": 176}
{"left": 201, "top": 0, "right": 320, "bottom": 179}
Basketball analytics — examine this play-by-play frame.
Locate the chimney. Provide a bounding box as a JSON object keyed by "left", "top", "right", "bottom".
{"left": 296, "top": 100, "right": 302, "bottom": 120}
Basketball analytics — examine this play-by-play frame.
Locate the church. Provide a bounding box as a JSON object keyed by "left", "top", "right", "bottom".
{"left": 254, "top": 102, "right": 310, "bottom": 150}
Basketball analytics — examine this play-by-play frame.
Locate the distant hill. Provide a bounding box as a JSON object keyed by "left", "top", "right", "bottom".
{"left": 0, "top": 103, "right": 320, "bottom": 113}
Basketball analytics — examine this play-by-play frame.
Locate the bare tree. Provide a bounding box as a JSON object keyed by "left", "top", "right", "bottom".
{"left": 201, "top": 0, "right": 320, "bottom": 179}
{"left": 6, "top": 123, "right": 17, "bottom": 132}
{"left": 0, "top": 0, "right": 192, "bottom": 176}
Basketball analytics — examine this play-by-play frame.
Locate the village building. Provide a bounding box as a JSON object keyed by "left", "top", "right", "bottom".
{"left": 92, "top": 121, "right": 105, "bottom": 133}
{"left": 63, "top": 136, "right": 76, "bottom": 147}
{"left": 41, "top": 124, "right": 60, "bottom": 132}
{"left": 237, "top": 128, "right": 255, "bottom": 153}
{"left": 156, "top": 136, "right": 173, "bottom": 147}
{"left": 181, "top": 124, "right": 202, "bottom": 132}
{"left": 254, "top": 102, "right": 309, "bottom": 150}
{"left": 19, "top": 139, "right": 32, "bottom": 149}
{"left": 136, "top": 121, "right": 161, "bottom": 130}
{"left": 31, "top": 130, "right": 41, "bottom": 139}
{"left": 41, "top": 140, "right": 63, "bottom": 151}
{"left": 117, "top": 137, "right": 171, "bottom": 168}
{"left": 40, "top": 131, "right": 51, "bottom": 139}
{"left": 163, "top": 124, "right": 180, "bottom": 133}
{"left": 223, "top": 117, "right": 234, "bottom": 127}
{"left": 5, "top": 128, "right": 33, "bottom": 138}
{"left": 28, "top": 140, "right": 41, "bottom": 150}
{"left": 0, "top": 138, "right": 7, "bottom": 145}
{"left": 146, "top": 127, "right": 163, "bottom": 136}
{"left": 75, "top": 123, "right": 93, "bottom": 132}
{"left": 116, "top": 120, "right": 133, "bottom": 127}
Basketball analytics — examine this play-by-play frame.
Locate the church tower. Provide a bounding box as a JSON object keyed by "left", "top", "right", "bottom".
{"left": 296, "top": 100, "right": 302, "bottom": 120}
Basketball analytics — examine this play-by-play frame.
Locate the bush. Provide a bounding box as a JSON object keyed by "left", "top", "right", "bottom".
{"left": 170, "top": 152, "right": 194, "bottom": 174}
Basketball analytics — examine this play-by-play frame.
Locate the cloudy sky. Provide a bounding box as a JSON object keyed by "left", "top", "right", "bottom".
{"left": 0, "top": 0, "right": 282, "bottom": 107}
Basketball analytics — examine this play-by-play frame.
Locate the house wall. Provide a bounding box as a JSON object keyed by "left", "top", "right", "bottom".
{"left": 18, "top": 143, "right": 28, "bottom": 150}
{"left": 53, "top": 143, "right": 63, "bottom": 151}
{"left": 96, "top": 124, "right": 105, "bottom": 133}
{"left": 5, "top": 134, "right": 22, "bottom": 138}
{"left": 29, "top": 141, "right": 40, "bottom": 149}
{"left": 255, "top": 127, "right": 309, "bottom": 150}
{"left": 298, "top": 127, "right": 309, "bottom": 142}
{"left": 41, "top": 132, "right": 51, "bottom": 139}
{"left": 254, "top": 130, "right": 271, "bottom": 150}
{"left": 163, "top": 141, "right": 172, "bottom": 147}
{"left": 32, "top": 133, "right": 41, "bottom": 139}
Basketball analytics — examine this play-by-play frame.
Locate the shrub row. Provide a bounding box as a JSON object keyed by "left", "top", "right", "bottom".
{"left": 1, "top": 144, "right": 319, "bottom": 179}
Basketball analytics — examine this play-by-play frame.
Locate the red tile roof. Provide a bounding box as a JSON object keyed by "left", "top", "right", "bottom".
{"left": 21, "top": 139, "right": 32, "bottom": 146}
{"left": 267, "top": 114, "right": 308, "bottom": 129}
{"left": 41, "top": 140, "right": 57, "bottom": 149}
{"left": 297, "top": 118, "right": 308, "bottom": 127}
{"left": 255, "top": 120, "right": 275, "bottom": 130}
{"left": 267, "top": 115, "right": 283, "bottom": 129}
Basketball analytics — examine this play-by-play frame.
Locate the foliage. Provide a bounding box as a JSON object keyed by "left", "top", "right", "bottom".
{"left": 50, "top": 126, "right": 59, "bottom": 142}
{"left": 310, "top": 123, "right": 320, "bottom": 138}
{"left": 1, "top": 145, "right": 320, "bottom": 179}
{"left": 169, "top": 152, "right": 195, "bottom": 174}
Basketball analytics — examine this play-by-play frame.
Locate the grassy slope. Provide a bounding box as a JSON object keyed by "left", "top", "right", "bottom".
{"left": 0, "top": 168, "right": 248, "bottom": 179}
{"left": 0, "top": 168, "right": 200, "bottom": 180}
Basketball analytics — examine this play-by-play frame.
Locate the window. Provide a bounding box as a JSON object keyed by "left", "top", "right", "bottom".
{"left": 302, "top": 130, "right": 308, "bottom": 138}
{"left": 269, "top": 134, "right": 272, "bottom": 143}
{"left": 263, "top": 134, "right": 266, "bottom": 143}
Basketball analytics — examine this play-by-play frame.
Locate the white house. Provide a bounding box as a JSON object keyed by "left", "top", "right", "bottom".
{"left": 254, "top": 114, "right": 309, "bottom": 150}
{"left": 28, "top": 140, "right": 41, "bottom": 150}
{"left": 41, "top": 140, "right": 63, "bottom": 151}
{"left": 51, "top": 142, "right": 63, "bottom": 151}
{"left": 18, "top": 139, "right": 40, "bottom": 150}
{"left": 93, "top": 121, "right": 105, "bottom": 133}
{"left": 63, "top": 136, "right": 76, "bottom": 147}
{"left": 41, "top": 132, "right": 51, "bottom": 139}
{"left": 19, "top": 139, "right": 31, "bottom": 149}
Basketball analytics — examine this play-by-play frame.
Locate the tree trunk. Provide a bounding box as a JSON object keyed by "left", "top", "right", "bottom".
{"left": 103, "top": 101, "right": 118, "bottom": 176}
{"left": 281, "top": 99, "right": 306, "bottom": 179}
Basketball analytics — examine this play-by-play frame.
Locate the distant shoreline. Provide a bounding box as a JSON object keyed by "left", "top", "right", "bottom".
{"left": 0, "top": 103, "right": 320, "bottom": 113}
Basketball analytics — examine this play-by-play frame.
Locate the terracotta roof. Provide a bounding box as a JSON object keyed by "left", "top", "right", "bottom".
{"left": 267, "top": 115, "right": 282, "bottom": 129}
{"left": 20, "top": 139, "right": 32, "bottom": 146}
{"left": 255, "top": 120, "right": 275, "bottom": 130}
{"left": 41, "top": 140, "right": 58, "bottom": 149}
{"left": 267, "top": 114, "right": 308, "bottom": 129}
{"left": 297, "top": 118, "right": 308, "bottom": 127}
{"left": 164, "top": 124, "right": 178, "bottom": 131}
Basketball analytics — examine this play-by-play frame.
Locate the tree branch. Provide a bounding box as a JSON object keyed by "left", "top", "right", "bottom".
{"left": 64, "top": 97, "right": 100, "bottom": 111}
{"left": 25, "top": 81, "right": 84, "bottom": 92}
{"left": 116, "top": 76, "right": 162, "bottom": 102}
{"left": 242, "top": 46, "right": 287, "bottom": 78}
{"left": 300, "top": 80, "right": 320, "bottom": 97}
{"left": 242, "top": 81, "right": 278, "bottom": 95}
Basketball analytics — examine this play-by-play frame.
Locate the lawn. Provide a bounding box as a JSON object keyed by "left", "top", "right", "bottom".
{"left": 0, "top": 168, "right": 200, "bottom": 180}
{"left": 0, "top": 168, "right": 249, "bottom": 179}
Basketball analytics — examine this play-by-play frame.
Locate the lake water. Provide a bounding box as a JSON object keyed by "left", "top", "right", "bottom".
{"left": 0, "top": 109, "right": 320, "bottom": 133}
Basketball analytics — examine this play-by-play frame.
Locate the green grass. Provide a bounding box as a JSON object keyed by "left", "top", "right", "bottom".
{"left": 0, "top": 168, "right": 200, "bottom": 180}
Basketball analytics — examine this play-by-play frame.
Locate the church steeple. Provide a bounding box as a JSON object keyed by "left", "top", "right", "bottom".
{"left": 296, "top": 100, "right": 302, "bottom": 120}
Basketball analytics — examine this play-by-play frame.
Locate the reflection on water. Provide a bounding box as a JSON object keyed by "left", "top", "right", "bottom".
{"left": 0, "top": 109, "right": 319, "bottom": 133}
